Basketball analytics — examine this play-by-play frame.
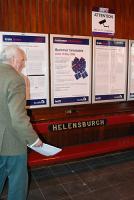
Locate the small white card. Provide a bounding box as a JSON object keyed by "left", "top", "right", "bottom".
{"left": 28, "top": 143, "right": 62, "bottom": 156}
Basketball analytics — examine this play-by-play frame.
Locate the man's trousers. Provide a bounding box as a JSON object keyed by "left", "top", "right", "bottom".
{"left": 0, "top": 154, "right": 28, "bottom": 200}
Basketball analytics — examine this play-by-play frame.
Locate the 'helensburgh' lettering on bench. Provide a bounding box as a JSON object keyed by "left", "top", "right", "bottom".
{"left": 48, "top": 119, "right": 106, "bottom": 132}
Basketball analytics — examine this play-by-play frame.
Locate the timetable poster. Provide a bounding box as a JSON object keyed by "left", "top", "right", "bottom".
{"left": 0, "top": 32, "right": 49, "bottom": 108}
{"left": 50, "top": 34, "right": 92, "bottom": 106}
{"left": 92, "top": 37, "right": 128, "bottom": 103}
{"left": 127, "top": 40, "right": 134, "bottom": 100}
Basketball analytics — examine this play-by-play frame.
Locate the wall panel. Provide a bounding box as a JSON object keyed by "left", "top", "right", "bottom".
{"left": 0, "top": 0, "right": 9, "bottom": 31}
{"left": 127, "top": 0, "right": 134, "bottom": 39}
{"left": 16, "top": 0, "right": 25, "bottom": 32}
{"left": 30, "top": 0, "right": 37, "bottom": 32}
{"left": 50, "top": 0, "right": 59, "bottom": 33}
{"left": 8, "top": 0, "right": 17, "bottom": 31}
{"left": 0, "top": 0, "right": 134, "bottom": 37}
{"left": 23, "top": 0, "right": 31, "bottom": 32}
{"left": 36, "top": 0, "right": 45, "bottom": 32}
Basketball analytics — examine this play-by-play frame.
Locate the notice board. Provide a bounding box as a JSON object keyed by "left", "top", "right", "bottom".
{"left": 50, "top": 34, "right": 92, "bottom": 107}
{"left": 92, "top": 37, "right": 128, "bottom": 103}
{"left": 0, "top": 32, "right": 49, "bottom": 108}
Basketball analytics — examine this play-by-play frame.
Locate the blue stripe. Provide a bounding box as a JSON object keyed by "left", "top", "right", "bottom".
{"left": 53, "top": 37, "right": 89, "bottom": 45}
{"left": 54, "top": 96, "right": 89, "bottom": 104}
{"left": 3, "top": 35, "right": 45, "bottom": 43}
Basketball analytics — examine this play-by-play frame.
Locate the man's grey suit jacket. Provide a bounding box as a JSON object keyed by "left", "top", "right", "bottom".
{"left": 0, "top": 63, "right": 38, "bottom": 155}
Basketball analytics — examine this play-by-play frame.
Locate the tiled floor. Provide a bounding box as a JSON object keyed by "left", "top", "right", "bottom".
{"left": 1, "top": 149, "right": 134, "bottom": 200}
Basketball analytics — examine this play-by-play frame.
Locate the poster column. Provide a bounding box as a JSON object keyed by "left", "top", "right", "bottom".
{"left": 127, "top": 40, "right": 134, "bottom": 101}
{"left": 50, "top": 34, "right": 92, "bottom": 107}
{"left": 0, "top": 32, "right": 49, "bottom": 108}
{"left": 92, "top": 37, "right": 128, "bottom": 103}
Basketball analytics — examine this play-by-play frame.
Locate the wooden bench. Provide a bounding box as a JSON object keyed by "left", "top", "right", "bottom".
{"left": 28, "top": 113, "right": 134, "bottom": 167}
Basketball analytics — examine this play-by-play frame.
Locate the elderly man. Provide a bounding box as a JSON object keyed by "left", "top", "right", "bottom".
{"left": 0, "top": 45, "right": 43, "bottom": 200}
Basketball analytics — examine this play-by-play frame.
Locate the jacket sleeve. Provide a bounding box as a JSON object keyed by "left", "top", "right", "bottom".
{"left": 7, "top": 75, "right": 38, "bottom": 146}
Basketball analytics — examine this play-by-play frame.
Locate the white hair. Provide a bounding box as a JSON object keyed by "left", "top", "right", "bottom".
{"left": 0, "top": 45, "right": 25, "bottom": 62}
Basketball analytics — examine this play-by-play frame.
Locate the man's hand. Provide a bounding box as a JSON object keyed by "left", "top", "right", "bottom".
{"left": 33, "top": 138, "right": 43, "bottom": 147}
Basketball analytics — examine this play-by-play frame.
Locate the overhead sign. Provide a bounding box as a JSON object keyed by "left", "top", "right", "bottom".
{"left": 92, "top": 7, "right": 115, "bottom": 36}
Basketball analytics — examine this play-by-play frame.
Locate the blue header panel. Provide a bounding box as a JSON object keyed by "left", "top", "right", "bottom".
{"left": 53, "top": 37, "right": 89, "bottom": 45}
{"left": 3, "top": 35, "right": 45, "bottom": 43}
{"left": 96, "top": 40, "right": 125, "bottom": 47}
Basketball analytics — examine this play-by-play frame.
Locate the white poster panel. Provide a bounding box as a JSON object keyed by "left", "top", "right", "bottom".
{"left": 92, "top": 37, "right": 128, "bottom": 103}
{"left": 50, "top": 34, "right": 92, "bottom": 107}
{"left": 0, "top": 32, "right": 49, "bottom": 108}
{"left": 127, "top": 40, "right": 134, "bottom": 100}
